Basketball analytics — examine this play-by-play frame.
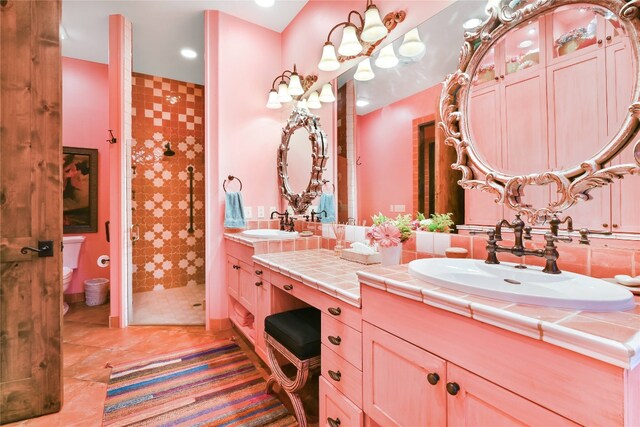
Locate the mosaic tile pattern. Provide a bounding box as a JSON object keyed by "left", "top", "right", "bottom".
{"left": 131, "top": 73, "right": 205, "bottom": 293}
{"left": 131, "top": 284, "right": 205, "bottom": 325}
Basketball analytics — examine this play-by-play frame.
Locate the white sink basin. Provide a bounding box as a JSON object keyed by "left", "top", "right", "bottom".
{"left": 241, "top": 229, "right": 299, "bottom": 240}
{"left": 408, "top": 258, "right": 635, "bottom": 312}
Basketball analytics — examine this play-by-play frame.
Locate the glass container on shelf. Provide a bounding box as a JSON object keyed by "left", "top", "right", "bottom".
{"left": 473, "top": 47, "right": 496, "bottom": 86}
{"left": 552, "top": 5, "right": 598, "bottom": 58}
{"left": 504, "top": 20, "right": 540, "bottom": 75}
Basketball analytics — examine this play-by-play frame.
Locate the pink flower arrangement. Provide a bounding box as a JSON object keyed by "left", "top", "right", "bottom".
{"left": 368, "top": 222, "right": 402, "bottom": 248}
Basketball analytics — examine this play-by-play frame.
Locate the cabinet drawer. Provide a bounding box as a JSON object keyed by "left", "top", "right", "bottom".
{"left": 316, "top": 294, "right": 362, "bottom": 332}
{"left": 319, "top": 376, "right": 363, "bottom": 427}
{"left": 253, "top": 265, "right": 270, "bottom": 284}
{"left": 322, "top": 344, "right": 362, "bottom": 408}
{"left": 322, "top": 313, "right": 362, "bottom": 370}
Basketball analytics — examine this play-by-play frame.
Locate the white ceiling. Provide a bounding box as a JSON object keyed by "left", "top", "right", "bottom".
{"left": 61, "top": 0, "right": 308, "bottom": 85}
{"left": 338, "top": 0, "right": 487, "bottom": 115}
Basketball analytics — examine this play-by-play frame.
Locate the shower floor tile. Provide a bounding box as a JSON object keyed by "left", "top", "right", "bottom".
{"left": 132, "top": 284, "right": 205, "bottom": 325}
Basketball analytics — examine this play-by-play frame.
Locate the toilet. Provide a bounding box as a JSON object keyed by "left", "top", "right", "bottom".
{"left": 63, "top": 235, "right": 86, "bottom": 315}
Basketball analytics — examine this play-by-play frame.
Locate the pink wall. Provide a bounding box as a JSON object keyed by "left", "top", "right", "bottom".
{"left": 62, "top": 57, "right": 111, "bottom": 295}
{"left": 357, "top": 83, "right": 441, "bottom": 222}
{"left": 205, "top": 11, "right": 283, "bottom": 325}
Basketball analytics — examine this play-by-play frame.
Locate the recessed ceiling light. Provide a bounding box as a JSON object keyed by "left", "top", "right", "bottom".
{"left": 356, "top": 99, "right": 370, "bottom": 107}
{"left": 518, "top": 40, "right": 533, "bottom": 49}
{"left": 255, "top": 0, "right": 275, "bottom": 7}
{"left": 528, "top": 28, "right": 536, "bottom": 35}
{"left": 462, "top": 18, "right": 482, "bottom": 30}
{"left": 180, "top": 48, "right": 197, "bottom": 59}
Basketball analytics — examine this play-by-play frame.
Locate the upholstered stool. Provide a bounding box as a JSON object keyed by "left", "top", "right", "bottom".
{"left": 264, "top": 307, "right": 321, "bottom": 427}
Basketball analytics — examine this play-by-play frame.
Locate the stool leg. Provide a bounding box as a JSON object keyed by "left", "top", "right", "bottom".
{"left": 285, "top": 389, "right": 308, "bottom": 427}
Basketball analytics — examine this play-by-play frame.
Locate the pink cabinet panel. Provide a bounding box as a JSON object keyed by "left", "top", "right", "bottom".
{"left": 322, "top": 344, "right": 363, "bottom": 408}
{"left": 319, "top": 376, "right": 363, "bottom": 427}
{"left": 254, "top": 280, "right": 271, "bottom": 364}
{"left": 446, "top": 364, "right": 578, "bottom": 427}
{"left": 322, "top": 313, "right": 363, "bottom": 370}
{"left": 238, "top": 262, "right": 255, "bottom": 313}
{"left": 469, "top": 84, "right": 503, "bottom": 171}
{"left": 226, "top": 255, "right": 239, "bottom": 300}
{"left": 363, "top": 322, "right": 446, "bottom": 427}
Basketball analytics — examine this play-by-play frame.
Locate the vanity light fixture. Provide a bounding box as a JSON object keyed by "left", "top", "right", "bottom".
{"left": 255, "top": 0, "right": 275, "bottom": 7}
{"left": 354, "top": 58, "right": 375, "bottom": 81}
{"left": 180, "top": 48, "right": 197, "bottom": 59}
{"left": 317, "top": 0, "right": 406, "bottom": 71}
{"left": 297, "top": 98, "right": 309, "bottom": 112}
{"left": 374, "top": 44, "right": 399, "bottom": 69}
{"left": 462, "top": 18, "right": 483, "bottom": 30}
{"left": 307, "top": 91, "right": 322, "bottom": 109}
{"left": 398, "top": 28, "right": 425, "bottom": 58}
{"left": 318, "top": 83, "right": 336, "bottom": 103}
{"left": 266, "top": 64, "right": 317, "bottom": 109}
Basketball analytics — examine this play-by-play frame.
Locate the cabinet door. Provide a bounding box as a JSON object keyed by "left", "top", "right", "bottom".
{"left": 320, "top": 377, "right": 363, "bottom": 427}
{"left": 254, "top": 280, "right": 271, "bottom": 364}
{"left": 612, "top": 143, "right": 640, "bottom": 233}
{"left": 447, "top": 364, "right": 578, "bottom": 427}
{"left": 363, "top": 322, "right": 446, "bottom": 427}
{"left": 226, "top": 256, "right": 239, "bottom": 299}
{"left": 238, "top": 262, "right": 255, "bottom": 313}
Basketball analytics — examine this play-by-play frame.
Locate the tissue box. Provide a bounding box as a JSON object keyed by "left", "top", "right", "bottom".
{"left": 340, "top": 248, "right": 381, "bottom": 265}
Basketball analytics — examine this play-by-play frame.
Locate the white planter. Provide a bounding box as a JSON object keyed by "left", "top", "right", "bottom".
{"left": 379, "top": 245, "right": 402, "bottom": 266}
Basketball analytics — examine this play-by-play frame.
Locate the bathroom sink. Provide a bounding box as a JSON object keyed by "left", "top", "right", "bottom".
{"left": 408, "top": 258, "right": 635, "bottom": 312}
{"left": 241, "top": 229, "right": 299, "bottom": 240}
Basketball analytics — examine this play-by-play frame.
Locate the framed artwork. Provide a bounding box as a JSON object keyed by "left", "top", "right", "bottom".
{"left": 63, "top": 147, "right": 98, "bottom": 233}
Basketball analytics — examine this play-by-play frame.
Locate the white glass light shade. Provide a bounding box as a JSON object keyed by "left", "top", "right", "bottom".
{"left": 277, "top": 82, "right": 292, "bottom": 103}
{"left": 318, "top": 43, "right": 340, "bottom": 71}
{"left": 338, "top": 24, "right": 363, "bottom": 56}
{"left": 399, "top": 28, "right": 426, "bottom": 58}
{"left": 297, "top": 99, "right": 309, "bottom": 111}
{"left": 288, "top": 73, "right": 304, "bottom": 96}
{"left": 361, "top": 5, "right": 388, "bottom": 43}
{"left": 354, "top": 58, "right": 375, "bottom": 81}
{"left": 319, "top": 83, "right": 336, "bottom": 103}
{"left": 375, "top": 44, "right": 398, "bottom": 69}
{"left": 307, "top": 91, "right": 322, "bottom": 109}
{"left": 266, "top": 90, "right": 282, "bottom": 109}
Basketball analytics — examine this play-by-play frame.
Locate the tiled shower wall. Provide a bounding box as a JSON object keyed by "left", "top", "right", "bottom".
{"left": 131, "top": 73, "right": 205, "bottom": 293}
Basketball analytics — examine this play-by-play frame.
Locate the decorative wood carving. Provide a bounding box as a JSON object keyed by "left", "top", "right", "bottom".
{"left": 278, "top": 108, "right": 329, "bottom": 214}
{"left": 440, "top": 0, "right": 640, "bottom": 223}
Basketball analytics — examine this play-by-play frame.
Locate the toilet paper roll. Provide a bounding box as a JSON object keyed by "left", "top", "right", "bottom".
{"left": 97, "top": 255, "right": 110, "bottom": 267}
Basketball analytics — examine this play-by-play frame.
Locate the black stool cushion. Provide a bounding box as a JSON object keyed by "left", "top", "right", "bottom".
{"left": 265, "top": 307, "right": 321, "bottom": 360}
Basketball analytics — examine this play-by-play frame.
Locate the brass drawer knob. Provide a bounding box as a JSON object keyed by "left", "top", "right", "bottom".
{"left": 328, "top": 370, "right": 341, "bottom": 382}
{"left": 328, "top": 307, "right": 341, "bottom": 316}
{"left": 283, "top": 284, "right": 293, "bottom": 291}
{"left": 446, "top": 382, "right": 460, "bottom": 396}
{"left": 255, "top": 270, "right": 263, "bottom": 275}
{"left": 327, "top": 417, "right": 341, "bottom": 427}
{"left": 427, "top": 372, "right": 440, "bottom": 385}
{"left": 255, "top": 281, "right": 263, "bottom": 287}
{"left": 328, "top": 335, "right": 342, "bottom": 346}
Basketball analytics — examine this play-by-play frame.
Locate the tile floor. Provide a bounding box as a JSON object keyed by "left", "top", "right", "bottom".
{"left": 7, "top": 302, "right": 316, "bottom": 427}
{"left": 131, "top": 283, "right": 205, "bottom": 325}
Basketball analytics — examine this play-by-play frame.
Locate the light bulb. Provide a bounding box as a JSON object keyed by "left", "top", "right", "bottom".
{"left": 288, "top": 72, "right": 304, "bottom": 96}
{"left": 354, "top": 58, "right": 375, "bottom": 81}
{"left": 307, "top": 91, "right": 322, "bottom": 109}
{"left": 399, "top": 28, "right": 425, "bottom": 58}
{"left": 266, "top": 90, "right": 281, "bottom": 109}
{"left": 297, "top": 99, "right": 309, "bottom": 111}
{"left": 375, "top": 44, "right": 398, "bottom": 69}
{"left": 319, "top": 83, "right": 336, "bottom": 103}
{"left": 338, "top": 24, "right": 363, "bottom": 56}
{"left": 361, "top": 5, "right": 387, "bottom": 43}
{"left": 277, "top": 82, "right": 292, "bottom": 103}
{"left": 318, "top": 42, "right": 340, "bottom": 71}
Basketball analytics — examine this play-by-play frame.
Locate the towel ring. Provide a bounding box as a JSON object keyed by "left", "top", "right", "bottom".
{"left": 322, "top": 179, "right": 335, "bottom": 194}
{"left": 223, "top": 175, "right": 243, "bottom": 193}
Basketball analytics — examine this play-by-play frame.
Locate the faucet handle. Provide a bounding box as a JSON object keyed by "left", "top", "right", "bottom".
{"left": 523, "top": 226, "right": 532, "bottom": 240}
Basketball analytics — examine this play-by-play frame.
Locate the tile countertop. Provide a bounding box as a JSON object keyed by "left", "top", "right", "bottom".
{"left": 357, "top": 265, "right": 640, "bottom": 370}
{"left": 252, "top": 249, "right": 366, "bottom": 307}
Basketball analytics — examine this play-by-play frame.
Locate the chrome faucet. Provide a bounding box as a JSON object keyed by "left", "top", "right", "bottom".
{"left": 485, "top": 214, "right": 572, "bottom": 274}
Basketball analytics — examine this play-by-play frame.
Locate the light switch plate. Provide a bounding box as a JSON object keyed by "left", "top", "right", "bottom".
{"left": 389, "top": 204, "right": 395, "bottom": 212}
{"left": 395, "top": 204, "right": 406, "bottom": 212}
{"left": 257, "top": 206, "right": 265, "bottom": 218}
{"left": 244, "top": 206, "right": 253, "bottom": 219}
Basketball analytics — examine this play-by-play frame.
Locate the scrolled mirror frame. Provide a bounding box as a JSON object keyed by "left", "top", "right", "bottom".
{"left": 278, "top": 108, "right": 329, "bottom": 214}
{"left": 440, "top": 0, "right": 640, "bottom": 223}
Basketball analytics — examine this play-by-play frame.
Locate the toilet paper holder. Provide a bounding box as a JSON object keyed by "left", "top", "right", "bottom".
{"left": 97, "top": 255, "right": 110, "bottom": 267}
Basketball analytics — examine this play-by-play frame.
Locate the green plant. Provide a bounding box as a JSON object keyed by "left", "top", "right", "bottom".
{"left": 415, "top": 212, "right": 455, "bottom": 233}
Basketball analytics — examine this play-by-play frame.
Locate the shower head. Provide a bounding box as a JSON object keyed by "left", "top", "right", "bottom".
{"left": 163, "top": 143, "right": 175, "bottom": 157}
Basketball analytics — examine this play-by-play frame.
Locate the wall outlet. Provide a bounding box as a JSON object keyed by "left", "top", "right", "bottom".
{"left": 244, "top": 206, "right": 253, "bottom": 219}
{"left": 389, "top": 204, "right": 395, "bottom": 212}
{"left": 257, "top": 206, "right": 265, "bottom": 218}
{"left": 395, "top": 204, "right": 406, "bottom": 213}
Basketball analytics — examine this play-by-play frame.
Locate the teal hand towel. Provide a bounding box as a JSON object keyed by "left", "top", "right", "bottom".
{"left": 317, "top": 193, "right": 336, "bottom": 223}
{"left": 224, "top": 192, "right": 246, "bottom": 228}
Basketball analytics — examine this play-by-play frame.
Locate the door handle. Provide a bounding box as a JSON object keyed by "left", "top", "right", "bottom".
{"left": 21, "top": 240, "right": 54, "bottom": 257}
{"left": 130, "top": 224, "right": 140, "bottom": 242}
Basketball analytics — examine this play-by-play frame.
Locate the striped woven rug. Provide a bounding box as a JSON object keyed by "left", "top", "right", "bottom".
{"left": 103, "top": 341, "right": 297, "bottom": 427}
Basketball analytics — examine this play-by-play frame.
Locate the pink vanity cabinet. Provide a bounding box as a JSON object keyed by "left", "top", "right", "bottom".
{"left": 361, "top": 285, "right": 639, "bottom": 426}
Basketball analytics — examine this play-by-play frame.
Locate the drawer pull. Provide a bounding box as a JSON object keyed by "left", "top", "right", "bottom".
{"left": 328, "top": 370, "right": 341, "bottom": 382}
{"left": 327, "top": 417, "right": 341, "bottom": 427}
{"left": 327, "top": 335, "right": 342, "bottom": 346}
{"left": 427, "top": 372, "right": 440, "bottom": 385}
{"left": 446, "top": 382, "right": 460, "bottom": 396}
{"left": 283, "top": 284, "right": 294, "bottom": 291}
{"left": 327, "top": 306, "right": 342, "bottom": 316}
{"left": 255, "top": 270, "right": 263, "bottom": 275}
{"left": 255, "top": 281, "right": 263, "bottom": 287}
{"left": 233, "top": 265, "right": 240, "bottom": 270}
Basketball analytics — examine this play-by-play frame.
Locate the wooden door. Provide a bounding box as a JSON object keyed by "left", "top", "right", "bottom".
{"left": 226, "top": 256, "right": 239, "bottom": 299}
{"left": 363, "top": 322, "right": 446, "bottom": 427}
{"left": 0, "top": 0, "right": 63, "bottom": 423}
{"left": 446, "top": 364, "right": 578, "bottom": 426}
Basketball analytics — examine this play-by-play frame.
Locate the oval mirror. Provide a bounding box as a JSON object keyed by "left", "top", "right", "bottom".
{"left": 442, "top": 0, "right": 640, "bottom": 223}
{"left": 278, "top": 108, "right": 328, "bottom": 214}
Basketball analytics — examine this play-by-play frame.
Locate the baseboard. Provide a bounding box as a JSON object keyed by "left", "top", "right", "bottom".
{"left": 208, "top": 317, "right": 232, "bottom": 332}
{"left": 64, "top": 292, "right": 85, "bottom": 304}
{"left": 109, "top": 316, "right": 120, "bottom": 328}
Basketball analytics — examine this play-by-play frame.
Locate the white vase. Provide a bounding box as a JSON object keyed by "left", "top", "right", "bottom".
{"left": 379, "top": 245, "right": 402, "bottom": 266}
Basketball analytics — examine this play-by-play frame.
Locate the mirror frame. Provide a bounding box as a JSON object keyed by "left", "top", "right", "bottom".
{"left": 278, "top": 108, "right": 329, "bottom": 214}
{"left": 440, "top": 0, "right": 640, "bottom": 223}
